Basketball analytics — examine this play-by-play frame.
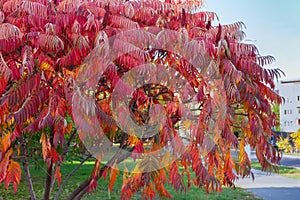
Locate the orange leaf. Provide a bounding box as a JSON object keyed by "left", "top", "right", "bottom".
{"left": 1, "top": 133, "right": 11, "bottom": 154}
{"left": 40, "top": 133, "right": 51, "bottom": 162}
{"left": 5, "top": 160, "right": 21, "bottom": 194}
{"left": 238, "top": 138, "right": 246, "bottom": 163}
{"left": 0, "top": 149, "right": 12, "bottom": 182}
{"left": 64, "top": 121, "right": 73, "bottom": 134}
{"left": 91, "top": 159, "right": 101, "bottom": 178}
{"left": 55, "top": 167, "right": 62, "bottom": 186}
{"left": 39, "top": 61, "right": 54, "bottom": 71}
{"left": 108, "top": 165, "right": 119, "bottom": 192}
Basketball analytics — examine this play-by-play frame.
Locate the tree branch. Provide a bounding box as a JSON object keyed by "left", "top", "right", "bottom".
{"left": 49, "top": 129, "right": 77, "bottom": 192}
{"left": 20, "top": 136, "right": 36, "bottom": 200}
{"left": 53, "top": 154, "right": 92, "bottom": 200}
{"left": 44, "top": 128, "right": 55, "bottom": 200}
{"left": 44, "top": 162, "right": 53, "bottom": 200}
{"left": 67, "top": 147, "right": 134, "bottom": 200}
{"left": 62, "top": 129, "right": 77, "bottom": 161}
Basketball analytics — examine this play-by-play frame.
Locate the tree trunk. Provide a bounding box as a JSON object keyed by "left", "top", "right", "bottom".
{"left": 44, "top": 162, "right": 53, "bottom": 200}
{"left": 20, "top": 136, "right": 36, "bottom": 200}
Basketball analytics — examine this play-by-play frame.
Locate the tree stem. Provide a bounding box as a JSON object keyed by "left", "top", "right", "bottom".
{"left": 49, "top": 130, "right": 77, "bottom": 193}
{"left": 20, "top": 136, "right": 36, "bottom": 200}
{"left": 67, "top": 147, "right": 133, "bottom": 200}
{"left": 44, "top": 162, "right": 53, "bottom": 200}
{"left": 53, "top": 154, "right": 92, "bottom": 200}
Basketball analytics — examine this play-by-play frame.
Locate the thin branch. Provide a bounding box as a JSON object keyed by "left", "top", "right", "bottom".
{"left": 53, "top": 154, "right": 92, "bottom": 200}
{"left": 44, "top": 129, "right": 55, "bottom": 200}
{"left": 62, "top": 129, "right": 77, "bottom": 161}
{"left": 67, "top": 147, "right": 134, "bottom": 200}
{"left": 49, "top": 129, "right": 77, "bottom": 192}
{"left": 75, "top": 148, "right": 133, "bottom": 200}
{"left": 20, "top": 136, "right": 36, "bottom": 200}
{"left": 12, "top": 155, "right": 27, "bottom": 159}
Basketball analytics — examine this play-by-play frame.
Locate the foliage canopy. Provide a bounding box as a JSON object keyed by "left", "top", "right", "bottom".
{"left": 0, "top": 0, "right": 283, "bottom": 199}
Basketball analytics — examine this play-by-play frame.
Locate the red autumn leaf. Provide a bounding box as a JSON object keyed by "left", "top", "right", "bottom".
{"left": 11, "top": 125, "right": 21, "bottom": 141}
{"left": 0, "top": 149, "right": 12, "bottom": 182}
{"left": 50, "top": 148, "right": 62, "bottom": 164}
{"left": 132, "top": 140, "right": 144, "bottom": 161}
{"left": 102, "top": 168, "right": 108, "bottom": 181}
{"left": 5, "top": 160, "right": 21, "bottom": 194}
{"left": 87, "top": 178, "right": 98, "bottom": 193}
{"left": 0, "top": 0, "right": 284, "bottom": 198}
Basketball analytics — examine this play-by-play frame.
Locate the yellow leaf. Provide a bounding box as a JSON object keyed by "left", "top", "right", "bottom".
{"left": 238, "top": 138, "right": 246, "bottom": 163}
{"left": 182, "top": 119, "right": 191, "bottom": 130}
{"left": 39, "top": 61, "right": 53, "bottom": 71}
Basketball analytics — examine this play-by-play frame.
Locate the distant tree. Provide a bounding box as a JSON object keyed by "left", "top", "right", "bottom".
{"left": 291, "top": 130, "right": 300, "bottom": 151}
{"left": 272, "top": 103, "right": 280, "bottom": 131}
{"left": 276, "top": 137, "right": 292, "bottom": 153}
{"left": 0, "top": 0, "right": 283, "bottom": 199}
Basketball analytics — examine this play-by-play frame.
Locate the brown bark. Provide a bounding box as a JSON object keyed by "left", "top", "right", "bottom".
{"left": 44, "top": 162, "right": 53, "bottom": 200}
{"left": 20, "top": 136, "right": 36, "bottom": 200}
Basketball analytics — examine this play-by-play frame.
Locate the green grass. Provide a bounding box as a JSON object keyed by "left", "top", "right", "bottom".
{"left": 251, "top": 161, "right": 300, "bottom": 180}
{"left": 0, "top": 160, "right": 262, "bottom": 200}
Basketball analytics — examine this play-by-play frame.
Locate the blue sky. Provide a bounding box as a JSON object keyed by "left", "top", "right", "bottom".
{"left": 202, "top": 0, "right": 300, "bottom": 80}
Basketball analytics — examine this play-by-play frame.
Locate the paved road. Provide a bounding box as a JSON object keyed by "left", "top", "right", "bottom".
{"left": 236, "top": 169, "right": 300, "bottom": 200}
{"left": 251, "top": 157, "right": 300, "bottom": 169}
{"left": 237, "top": 152, "right": 300, "bottom": 200}
{"left": 280, "top": 157, "right": 300, "bottom": 169}
{"left": 248, "top": 151, "right": 300, "bottom": 169}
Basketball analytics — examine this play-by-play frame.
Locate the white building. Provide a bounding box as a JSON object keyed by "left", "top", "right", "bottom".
{"left": 276, "top": 79, "right": 300, "bottom": 133}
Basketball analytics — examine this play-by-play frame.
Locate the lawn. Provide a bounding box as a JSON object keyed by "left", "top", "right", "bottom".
{"left": 0, "top": 160, "right": 262, "bottom": 200}
{"left": 251, "top": 161, "right": 300, "bottom": 180}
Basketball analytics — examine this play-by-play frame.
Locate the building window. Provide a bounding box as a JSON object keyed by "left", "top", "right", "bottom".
{"left": 286, "top": 98, "right": 292, "bottom": 103}
{"left": 284, "top": 110, "right": 287, "bottom": 115}
{"left": 298, "top": 119, "right": 300, "bottom": 125}
{"left": 290, "top": 110, "right": 293, "bottom": 114}
{"left": 284, "top": 121, "right": 287, "bottom": 126}
{"left": 290, "top": 121, "right": 293, "bottom": 126}
{"left": 298, "top": 96, "right": 300, "bottom": 101}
